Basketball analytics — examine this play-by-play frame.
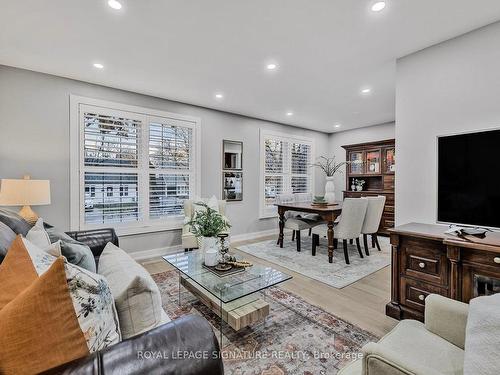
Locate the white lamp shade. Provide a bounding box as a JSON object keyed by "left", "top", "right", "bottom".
{"left": 0, "top": 179, "right": 51, "bottom": 206}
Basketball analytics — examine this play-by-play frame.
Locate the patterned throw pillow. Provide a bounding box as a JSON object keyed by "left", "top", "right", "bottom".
{"left": 0, "top": 237, "right": 121, "bottom": 352}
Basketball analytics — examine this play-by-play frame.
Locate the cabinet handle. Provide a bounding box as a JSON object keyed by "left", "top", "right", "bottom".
{"left": 418, "top": 294, "right": 425, "bottom": 301}
{"left": 494, "top": 257, "right": 500, "bottom": 264}
{"left": 418, "top": 262, "right": 426, "bottom": 269}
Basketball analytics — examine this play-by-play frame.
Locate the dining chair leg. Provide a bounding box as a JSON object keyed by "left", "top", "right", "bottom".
{"left": 312, "top": 234, "right": 318, "bottom": 256}
{"left": 308, "top": 228, "right": 312, "bottom": 236}
{"left": 373, "top": 234, "right": 381, "bottom": 251}
{"left": 343, "top": 239, "right": 350, "bottom": 265}
{"left": 296, "top": 230, "right": 301, "bottom": 252}
{"left": 371, "top": 235, "right": 376, "bottom": 248}
{"left": 276, "top": 236, "right": 280, "bottom": 245}
{"left": 363, "top": 234, "right": 370, "bottom": 256}
{"left": 349, "top": 239, "right": 353, "bottom": 245}
{"left": 334, "top": 238, "right": 338, "bottom": 249}
{"left": 292, "top": 230, "right": 295, "bottom": 241}
{"left": 355, "top": 238, "right": 364, "bottom": 258}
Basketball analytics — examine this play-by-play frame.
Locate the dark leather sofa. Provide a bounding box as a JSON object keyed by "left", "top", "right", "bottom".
{"left": 42, "top": 228, "right": 224, "bottom": 375}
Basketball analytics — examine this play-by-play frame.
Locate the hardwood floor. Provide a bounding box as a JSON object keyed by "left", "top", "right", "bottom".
{"left": 141, "top": 234, "right": 397, "bottom": 338}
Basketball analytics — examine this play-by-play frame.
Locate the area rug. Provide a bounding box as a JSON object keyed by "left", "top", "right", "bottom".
{"left": 236, "top": 236, "right": 391, "bottom": 289}
{"left": 152, "top": 270, "right": 378, "bottom": 375}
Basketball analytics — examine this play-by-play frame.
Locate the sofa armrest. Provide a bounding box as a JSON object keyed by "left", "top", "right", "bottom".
{"left": 65, "top": 228, "right": 119, "bottom": 258}
{"left": 42, "top": 315, "right": 224, "bottom": 375}
{"left": 424, "top": 294, "right": 469, "bottom": 349}
{"left": 362, "top": 342, "right": 443, "bottom": 375}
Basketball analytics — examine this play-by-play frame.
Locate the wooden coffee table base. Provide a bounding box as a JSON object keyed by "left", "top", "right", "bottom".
{"left": 180, "top": 277, "right": 270, "bottom": 331}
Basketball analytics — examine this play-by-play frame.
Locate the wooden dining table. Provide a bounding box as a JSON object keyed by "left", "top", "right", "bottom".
{"left": 275, "top": 201, "right": 343, "bottom": 263}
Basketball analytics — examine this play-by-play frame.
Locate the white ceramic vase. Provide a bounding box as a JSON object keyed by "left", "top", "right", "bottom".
{"left": 324, "top": 176, "right": 336, "bottom": 204}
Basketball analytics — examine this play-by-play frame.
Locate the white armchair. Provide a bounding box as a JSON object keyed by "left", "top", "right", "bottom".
{"left": 338, "top": 294, "right": 468, "bottom": 375}
{"left": 182, "top": 199, "right": 229, "bottom": 250}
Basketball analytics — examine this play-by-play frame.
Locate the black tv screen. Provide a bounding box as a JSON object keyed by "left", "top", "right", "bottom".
{"left": 438, "top": 129, "right": 500, "bottom": 228}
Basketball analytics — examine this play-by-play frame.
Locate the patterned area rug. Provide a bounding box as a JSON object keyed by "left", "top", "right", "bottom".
{"left": 236, "top": 236, "right": 391, "bottom": 288}
{"left": 152, "top": 270, "right": 378, "bottom": 375}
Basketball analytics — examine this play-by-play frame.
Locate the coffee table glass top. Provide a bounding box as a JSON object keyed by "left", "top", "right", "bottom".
{"left": 163, "top": 251, "right": 292, "bottom": 303}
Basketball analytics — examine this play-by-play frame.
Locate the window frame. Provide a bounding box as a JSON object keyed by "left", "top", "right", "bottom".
{"left": 259, "top": 129, "right": 315, "bottom": 218}
{"left": 70, "top": 95, "right": 201, "bottom": 236}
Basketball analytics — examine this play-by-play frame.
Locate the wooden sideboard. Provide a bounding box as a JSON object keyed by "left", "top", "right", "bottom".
{"left": 342, "top": 139, "right": 395, "bottom": 235}
{"left": 386, "top": 223, "right": 500, "bottom": 322}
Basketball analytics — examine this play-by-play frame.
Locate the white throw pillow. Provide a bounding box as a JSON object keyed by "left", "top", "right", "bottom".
{"left": 42, "top": 240, "right": 63, "bottom": 257}
{"left": 26, "top": 218, "right": 51, "bottom": 248}
{"left": 98, "top": 242, "right": 170, "bottom": 339}
{"left": 21, "top": 238, "right": 121, "bottom": 351}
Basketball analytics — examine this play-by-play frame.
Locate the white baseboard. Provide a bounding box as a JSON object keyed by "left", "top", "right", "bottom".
{"left": 129, "top": 228, "right": 282, "bottom": 261}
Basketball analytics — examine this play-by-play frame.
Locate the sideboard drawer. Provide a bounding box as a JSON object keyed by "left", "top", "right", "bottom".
{"left": 462, "top": 249, "right": 500, "bottom": 270}
{"left": 400, "top": 238, "right": 448, "bottom": 286}
{"left": 400, "top": 277, "right": 448, "bottom": 313}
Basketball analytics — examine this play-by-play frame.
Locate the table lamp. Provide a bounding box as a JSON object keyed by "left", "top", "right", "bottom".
{"left": 0, "top": 175, "right": 51, "bottom": 225}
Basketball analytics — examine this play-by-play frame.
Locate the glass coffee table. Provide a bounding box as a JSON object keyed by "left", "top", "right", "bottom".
{"left": 163, "top": 251, "right": 292, "bottom": 344}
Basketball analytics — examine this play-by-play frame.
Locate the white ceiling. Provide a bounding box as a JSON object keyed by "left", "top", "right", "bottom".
{"left": 1, "top": 1, "right": 500, "bottom": 133}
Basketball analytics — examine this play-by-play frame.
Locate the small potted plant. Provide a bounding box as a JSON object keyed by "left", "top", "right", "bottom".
{"left": 188, "top": 203, "right": 231, "bottom": 260}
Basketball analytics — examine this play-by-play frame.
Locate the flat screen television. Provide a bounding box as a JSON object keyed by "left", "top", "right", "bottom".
{"left": 438, "top": 128, "right": 500, "bottom": 228}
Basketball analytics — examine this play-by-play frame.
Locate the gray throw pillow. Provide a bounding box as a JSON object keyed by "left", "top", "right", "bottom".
{"left": 0, "top": 208, "right": 32, "bottom": 236}
{"left": 0, "top": 221, "right": 16, "bottom": 259}
{"left": 46, "top": 228, "right": 97, "bottom": 273}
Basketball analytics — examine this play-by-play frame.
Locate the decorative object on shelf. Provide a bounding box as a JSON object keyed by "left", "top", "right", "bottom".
{"left": 222, "top": 140, "right": 243, "bottom": 201}
{"left": 354, "top": 179, "right": 365, "bottom": 191}
{"left": 310, "top": 156, "right": 350, "bottom": 204}
{"left": 187, "top": 202, "right": 231, "bottom": 255}
{"left": 0, "top": 175, "right": 51, "bottom": 225}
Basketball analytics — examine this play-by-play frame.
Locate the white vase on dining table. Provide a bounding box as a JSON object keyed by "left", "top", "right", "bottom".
{"left": 324, "top": 176, "right": 336, "bottom": 204}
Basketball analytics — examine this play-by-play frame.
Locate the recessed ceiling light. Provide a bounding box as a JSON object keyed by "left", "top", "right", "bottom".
{"left": 361, "top": 88, "right": 372, "bottom": 94}
{"left": 108, "top": 0, "right": 122, "bottom": 10}
{"left": 286, "top": 112, "right": 293, "bottom": 116}
{"left": 93, "top": 63, "right": 104, "bottom": 69}
{"left": 266, "top": 63, "right": 278, "bottom": 70}
{"left": 334, "top": 124, "right": 341, "bottom": 128}
{"left": 371, "top": 1, "right": 386, "bottom": 12}
{"left": 215, "top": 93, "right": 224, "bottom": 99}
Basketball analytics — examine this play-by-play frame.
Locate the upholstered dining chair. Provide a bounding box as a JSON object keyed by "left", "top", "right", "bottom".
{"left": 275, "top": 193, "right": 318, "bottom": 252}
{"left": 311, "top": 198, "right": 368, "bottom": 264}
{"left": 360, "top": 196, "right": 386, "bottom": 256}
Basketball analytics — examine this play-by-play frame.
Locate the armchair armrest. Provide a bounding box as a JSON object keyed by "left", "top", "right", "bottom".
{"left": 65, "top": 228, "right": 119, "bottom": 258}
{"left": 362, "top": 342, "right": 443, "bottom": 375}
{"left": 424, "top": 294, "right": 468, "bottom": 349}
{"left": 42, "top": 315, "right": 224, "bottom": 375}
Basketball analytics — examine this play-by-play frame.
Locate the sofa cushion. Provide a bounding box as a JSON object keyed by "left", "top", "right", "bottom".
{"left": 464, "top": 293, "right": 500, "bottom": 375}
{"left": 26, "top": 217, "right": 51, "bottom": 248}
{"left": 0, "top": 222, "right": 16, "bottom": 260}
{"left": 0, "top": 258, "right": 90, "bottom": 375}
{"left": 0, "top": 236, "right": 121, "bottom": 351}
{"left": 0, "top": 208, "right": 31, "bottom": 236}
{"left": 98, "top": 242, "right": 170, "bottom": 339}
{"left": 371, "top": 319, "right": 464, "bottom": 375}
{"left": 46, "top": 227, "right": 97, "bottom": 273}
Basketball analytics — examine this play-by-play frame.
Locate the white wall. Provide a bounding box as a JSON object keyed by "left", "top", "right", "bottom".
{"left": 326, "top": 123, "right": 395, "bottom": 198}
{"left": 396, "top": 21, "right": 500, "bottom": 225}
{"left": 0, "top": 65, "right": 329, "bottom": 253}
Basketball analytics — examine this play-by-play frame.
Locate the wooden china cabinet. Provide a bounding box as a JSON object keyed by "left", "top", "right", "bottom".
{"left": 342, "top": 139, "right": 395, "bottom": 235}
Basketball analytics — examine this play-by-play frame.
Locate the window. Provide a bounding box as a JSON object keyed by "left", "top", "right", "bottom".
{"left": 259, "top": 130, "right": 314, "bottom": 218}
{"left": 70, "top": 96, "right": 200, "bottom": 234}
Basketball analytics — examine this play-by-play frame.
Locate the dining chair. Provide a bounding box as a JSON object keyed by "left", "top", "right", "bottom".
{"left": 361, "top": 195, "right": 386, "bottom": 256}
{"left": 275, "top": 193, "right": 318, "bottom": 252}
{"left": 311, "top": 198, "right": 368, "bottom": 264}
{"left": 292, "top": 192, "right": 323, "bottom": 236}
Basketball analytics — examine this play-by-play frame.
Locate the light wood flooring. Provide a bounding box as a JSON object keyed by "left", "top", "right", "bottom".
{"left": 141, "top": 234, "right": 397, "bottom": 338}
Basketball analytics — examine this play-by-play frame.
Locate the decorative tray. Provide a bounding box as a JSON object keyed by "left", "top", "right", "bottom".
{"left": 202, "top": 262, "right": 245, "bottom": 277}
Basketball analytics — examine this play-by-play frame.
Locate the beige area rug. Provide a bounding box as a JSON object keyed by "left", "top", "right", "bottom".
{"left": 236, "top": 235, "right": 391, "bottom": 288}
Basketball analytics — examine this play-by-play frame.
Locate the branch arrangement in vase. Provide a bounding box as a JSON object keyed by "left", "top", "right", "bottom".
{"left": 310, "top": 156, "right": 350, "bottom": 176}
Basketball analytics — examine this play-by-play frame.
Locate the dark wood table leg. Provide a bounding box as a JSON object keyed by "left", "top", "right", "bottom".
{"left": 327, "top": 220, "right": 334, "bottom": 263}
{"left": 278, "top": 207, "right": 285, "bottom": 248}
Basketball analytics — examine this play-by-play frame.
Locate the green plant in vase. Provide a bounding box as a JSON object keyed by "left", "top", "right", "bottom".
{"left": 187, "top": 202, "right": 231, "bottom": 256}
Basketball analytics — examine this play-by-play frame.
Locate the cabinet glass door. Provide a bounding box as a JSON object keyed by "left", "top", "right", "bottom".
{"left": 349, "top": 151, "right": 364, "bottom": 174}
{"left": 366, "top": 150, "right": 381, "bottom": 174}
{"left": 384, "top": 147, "right": 395, "bottom": 173}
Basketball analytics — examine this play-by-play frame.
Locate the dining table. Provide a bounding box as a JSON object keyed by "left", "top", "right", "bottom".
{"left": 275, "top": 201, "right": 343, "bottom": 263}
